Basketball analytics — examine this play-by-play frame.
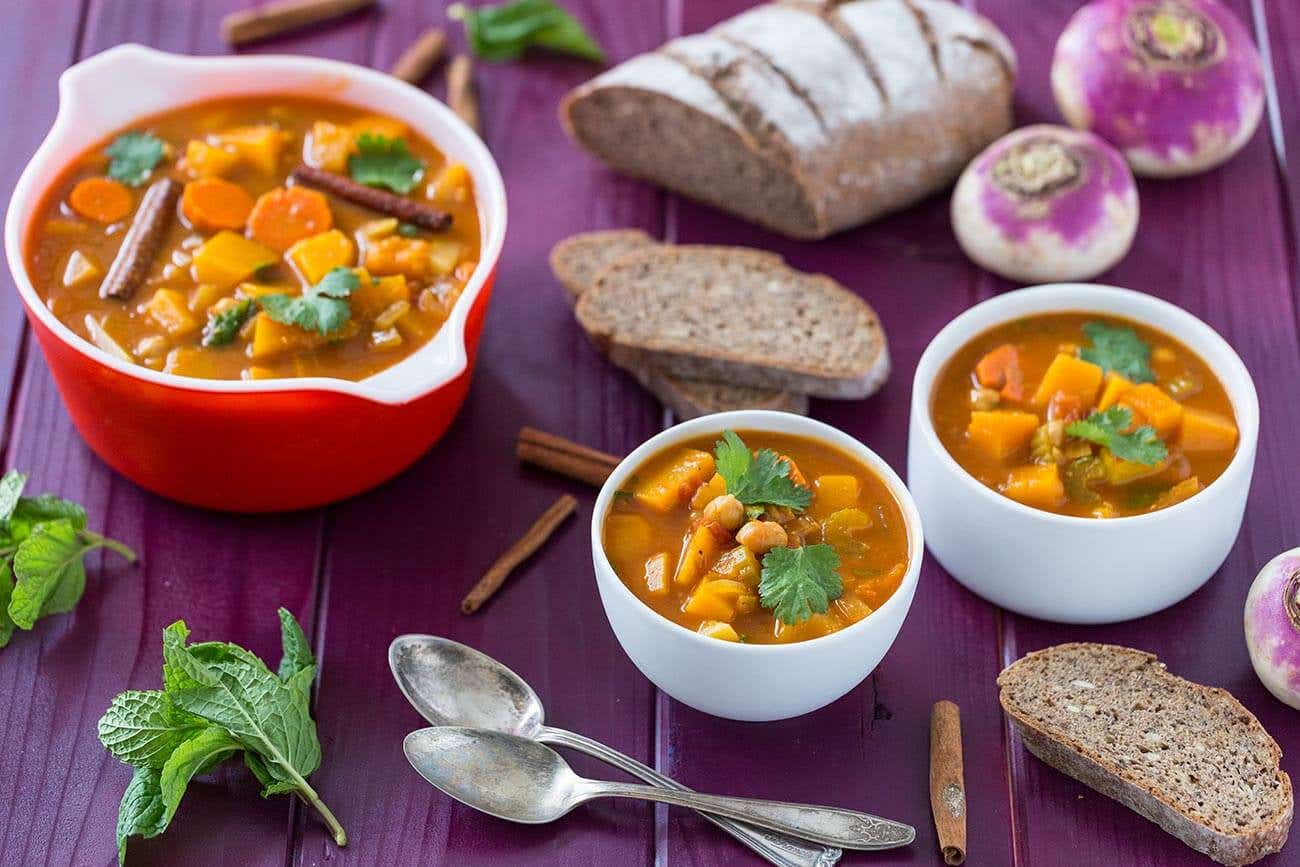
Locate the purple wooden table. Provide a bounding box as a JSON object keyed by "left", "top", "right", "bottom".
{"left": 0, "top": 1, "right": 1297, "bottom": 864}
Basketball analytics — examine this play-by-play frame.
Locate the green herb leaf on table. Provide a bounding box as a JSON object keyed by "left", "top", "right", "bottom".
{"left": 202, "top": 299, "right": 255, "bottom": 347}
{"left": 158, "top": 727, "right": 242, "bottom": 825}
{"left": 348, "top": 134, "right": 424, "bottom": 194}
{"left": 1066, "top": 406, "right": 1168, "bottom": 466}
{"left": 8, "top": 517, "right": 134, "bottom": 629}
{"left": 261, "top": 267, "right": 359, "bottom": 335}
{"left": 450, "top": 0, "right": 606, "bottom": 63}
{"left": 0, "top": 561, "right": 16, "bottom": 649}
{"left": 106, "top": 132, "right": 165, "bottom": 187}
{"left": 713, "top": 430, "right": 812, "bottom": 511}
{"left": 97, "top": 690, "right": 205, "bottom": 769}
{"left": 759, "top": 543, "right": 843, "bottom": 625}
{"left": 115, "top": 767, "right": 168, "bottom": 864}
{"left": 0, "top": 470, "right": 26, "bottom": 524}
{"left": 1078, "top": 321, "right": 1155, "bottom": 383}
{"left": 277, "top": 605, "right": 314, "bottom": 682}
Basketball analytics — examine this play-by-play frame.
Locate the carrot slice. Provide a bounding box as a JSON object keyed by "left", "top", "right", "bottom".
{"left": 246, "top": 186, "right": 333, "bottom": 252}
{"left": 68, "top": 177, "right": 133, "bottom": 223}
{"left": 974, "top": 343, "right": 1024, "bottom": 402}
{"left": 181, "top": 177, "right": 255, "bottom": 233}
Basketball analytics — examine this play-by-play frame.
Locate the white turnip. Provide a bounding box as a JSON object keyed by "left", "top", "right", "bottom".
{"left": 1245, "top": 548, "right": 1300, "bottom": 710}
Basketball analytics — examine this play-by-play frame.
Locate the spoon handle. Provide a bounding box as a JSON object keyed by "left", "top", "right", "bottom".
{"left": 539, "top": 726, "right": 840, "bottom": 867}
{"left": 573, "top": 779, "right": 915, "bottom": 851}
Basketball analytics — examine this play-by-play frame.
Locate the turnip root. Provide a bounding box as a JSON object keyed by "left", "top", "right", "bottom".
{"left": 1052, "top": 0, "right": 1265, "bottom": 177}
{"left": 1245, "top": 548, "right": 1300, "bottom": 710}
{"left": 950, "top": 124, "right": 1138, "bottom": 283}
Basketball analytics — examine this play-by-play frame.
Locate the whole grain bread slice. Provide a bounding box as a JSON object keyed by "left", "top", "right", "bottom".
{"left": 549, "top": 229, "right": 658, "bottom": 304}
{"left": 999, "top": 643, "right": 1293, "bottom": 866}
{"left": 575, "top": 245, "right": 889, "bottom": 399}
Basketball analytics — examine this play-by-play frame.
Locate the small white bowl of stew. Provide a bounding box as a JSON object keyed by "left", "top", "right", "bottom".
{"left": 592, "top": 411, "right": 923, "bottom": 721}
{"left": 908, "top": 284, "right": 1258, "bottom": 624}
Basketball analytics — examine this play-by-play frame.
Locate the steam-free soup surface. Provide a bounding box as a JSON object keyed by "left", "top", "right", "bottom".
{"left": 25, "top": 95, "right": 480, "bottom": 381}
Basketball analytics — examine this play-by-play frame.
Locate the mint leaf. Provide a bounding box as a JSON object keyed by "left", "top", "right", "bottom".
{"left": 1078, "top": 321, "right": 1155, "bottom": 384}
{"left": 8, "top": 520, "right": 134, "bottom": 629}
{"left": 116, "top": 767, "right": 167, "bottom": 865}
{"left": 261, "top": 267, "right": 358, "bottom": 335}
{"left": 0, "top": 561, "right": 15, "bottom": 649}
{"left": 451, "top": 0, "right": 606, "bottom": 63}
{"left": 159, "top": 727, "right": 241, "bottom": 825}
{"left": 106, "top": 132, "right": 165, "bottom": 187}
{"left": 759, "top": 543, "right": 842, "bottom": 625}
{"left": 98, "top": 690, "right": 205, "bottom": 769}
{"left": 713, "top": 430, "right": 812, "bottom": 511}
{"left": 0, "top": 470, "right": 26, "bottom": 524}
{"left": 245, "top": 752, "right": 298, "bottom": 797}
{"left": 348, "top": 134, "right": 423, "bottom": 194}
{"left": 202, "top": 299, "right": 254, "bottom": 347}
{"left": 1067, "top": 406, "right": 1168, "bottom": 466}
{"left": 276, "top": 607, "right": 314, "bottom": 682}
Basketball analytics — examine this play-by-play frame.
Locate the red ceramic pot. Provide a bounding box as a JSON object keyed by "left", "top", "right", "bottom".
{"left": 5, "top": 46, "right": 507, "bottom": 511}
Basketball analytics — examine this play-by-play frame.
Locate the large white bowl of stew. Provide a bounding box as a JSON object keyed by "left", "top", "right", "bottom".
{"left": 908, "top": 284, "right": 1258, "bottom": 623}
{"left": 4, "top": 44, "right": 506, "bottom": 510}
{"left": 592, "top": 411, "right": 924, "bottom": 721}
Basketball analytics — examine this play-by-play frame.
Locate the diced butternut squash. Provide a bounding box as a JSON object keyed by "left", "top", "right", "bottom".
{"left": 1097, "top": 373, "right": 1134, "bottom": 410}
{"left": 62, "top": 250, "right": 101, "bottom": 287}
{"left": 180, "top": 139, "right": 239, "bottom": 178}
{"left": 364, "top": 236, "right": 434, "bottom": 280}
{"left": 643, "top": 553, "right": 672, "bottom": 597}
{"left": 1150, "top": 477, "right": 1200, "bottom": 511}
{"left": 635, "top": 449, "right": 716, "bottom": 513}
{"left": 236, "top": 282, "right": 284, "bottom": 301}
{"left": 187, "top": 283, "right": 227, "bottom": 313}
{"left": 707, "top": 546, "right": 760, "bottom": 588}
{"left": 833, "top": 595, "right": 873, "bottom": 624}
{"left": 142, "top": 289, "right": 199, "bottom": 338}
{"left": 431, "top": 162, "right": 472, "bottom": 204}
{"left": 351, "top": 272, "right": 409, "bottom": 319}
{"left": 673, "top": 523, "right": 725, "bottom": 587}
{"left": 162, "top": 346, "right": 227, "bottom": 379}
{"left": 1178, "top": 407, "right": 1238, "bottom": 452}
{"left": 192, "top": 231, "right": 275, "bottom": 289}
{"left": 1101, "top": 448, "right": 1169, "bottom": 485}
{"left": 689, "top": 474, "right": 726, "bottom": 511}
{"left": 215, "top": 125, "right": 288, "bottom": 174}
{"left": 603, "top": 514, "right": 653, "bottom": 560}
{"left": 1033, "top": 353, "right": 1104, "bottom": 406}
{"left": 287, "top": 229, "right": 355, "bottom": 284}
{"left": 428, "top": 238, "right": 463, "bottom": 276}
{"left": 812, "top": 474, "right": 859, "bottom": 517}
{"left": 683, "top": 582, "right": 735, "bottom": 621}
{"left": 304, "top": 121, "right": 356, "bottom": 173}
{"left": 1118, "top": 383, "right": 1183, "bottom": 439}
{"left": 697, "top": 621, "right": 740, "bottom": 642}
{"left": 1000, "top": 464, "right": 1066, "bottom": 510}
{"left": 967, "top": 410, "right": 1041, "bottom": 460}
{"left": 249, "top": 312, "right": 323, "bottom": 361}
{"left": 348, "top": 115, "right": 408, "bottom": 140}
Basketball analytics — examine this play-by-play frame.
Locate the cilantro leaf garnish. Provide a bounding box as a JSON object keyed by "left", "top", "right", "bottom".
{"left": 449, "top": 0, "right": 606, "bottom": 63}
{"left": 348, "top": 134, "right": 424, "bottom": 194}
{"left": 1066, "top": 406, "right": 1168, "bottom": 466}
{"left": 260, "top": 267, "right": 359, "bottom": 335}
{"left": 1078, "top": 321, "right": 1155, "bottom": 383}
{"left": 759, "top": 543, "right": 842, "bottom": 625}
{"left": 202, "top": 299, "right": 255, "bottom": 347}
{"left": 713, "top": 430, "right": 812, "bottom": 511}
{"left": 106, "top": 132, "right": 165, "bottom": 187}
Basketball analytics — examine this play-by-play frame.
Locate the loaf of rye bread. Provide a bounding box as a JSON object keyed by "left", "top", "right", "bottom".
{"left": 999, "top": 643, "right": 1293, "bottom": 866}
{"left": 560, "top": 0, "right": 1015, "bottom": 239}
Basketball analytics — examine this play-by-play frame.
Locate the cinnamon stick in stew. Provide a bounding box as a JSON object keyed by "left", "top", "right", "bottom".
{"left": 291, "top": 165, "right": 451, "bottom": 230}
{"left": 446, "top": 54, "right": 481, "bottom": 135}
{"left": 221, "top": 0, "right": 376, "bottom": 46}
{"left": 100, "top": 177, "right": 180, "bottom": 301}
{"left": 929, "top": 701, "right": 967, "bottom": 866}
{"left": 461, "top": 494, "right": 578, "bottom": 614}
{"left": 390, "top": 27, "right": 447, "bottom": 85}
{"left": 517, "top": 427, "right": 621, "bottom": 488}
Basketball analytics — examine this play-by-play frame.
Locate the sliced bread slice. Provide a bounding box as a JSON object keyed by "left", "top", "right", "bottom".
{"left": 576, "top": 245, "right": 889, "bottom": 399}
{"left": 549, "top": 229, "right": 657, "bottom": 304}
{"left": 998, "top": 643, "right": 1293, "bottom": 866}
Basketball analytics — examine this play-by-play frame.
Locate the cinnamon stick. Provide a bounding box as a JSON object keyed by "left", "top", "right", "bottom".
{"left": 390, "top": 27, "right": 447, "bottom": 85}
{"left": 461, "top": 494, "right": 577, "bottom": 614}
{"left": 446, "top": 54, "right": 481, "bottom": 135}
{"left": 517, "top": 427, "right": 621, "bottom": 488}
{"left": 291, "top": 164, "right": 451, "bottom": 230}
{"left": 929, "top": 701, "right": 967, "bottom": 866}
{"left": 221, "top": 0, "right": 376, "bottom": 46}
{"left": 100, "top": 178, "right": 180, "bottom": 300}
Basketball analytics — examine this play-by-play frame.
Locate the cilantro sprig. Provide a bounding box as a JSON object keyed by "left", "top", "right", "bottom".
{"left": 105, "top": 132, "right": 165, "bottom": 187}
{"left": 1078, "top": 321, "right": 1155, "bottom": 383}
{"left": 0, "top": 470, "right": 135, "bottom": 649}
{"left": 348, "top": 134, "right": 424, "bottom": 194}
{"left": 99, "top": 610, "right": 346, "bottom": 863}
{"left": 449, "top": 0, "right": 606, "bottom": 63}
{"left": 201, "top": 299, "right": 255, "bottom": 347}
{"left": 759, "top": 544, "right": 842, "bottom": 625}
{"left": 1067, "top": 406, "right": 1168, "bottom": 466}
{"left": 713, "top": 430, "right": 812, "bottom": 512}
{"left": 261, "top": 267, "right": 359, "bottom": 335}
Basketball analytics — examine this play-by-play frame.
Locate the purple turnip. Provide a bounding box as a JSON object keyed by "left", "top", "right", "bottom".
{"left": 1052, "top": 0, "right": 1265, "bottom": 177}
{"left": 1245, "top": 548, "right": 1300, "bottom": 710}
{"left": 950, "top": 124, "right": 1139, "bottom": 283}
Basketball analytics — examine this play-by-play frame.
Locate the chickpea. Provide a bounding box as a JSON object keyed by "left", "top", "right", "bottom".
{"left": 736, "top": 520, "right": 788, "bottom": 555}
{"left": 702, "top": 494, "right": 745, "bottom": 531}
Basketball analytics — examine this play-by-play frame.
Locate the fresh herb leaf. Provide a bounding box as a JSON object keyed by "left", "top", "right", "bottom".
{"left": 158, "top": 727, "right": 241, "bottom": 825}
{"left": 0, "top": 470, "right": 26, "bottom": 524}
{"left": 115, "top": 767, "right": 168, "bottom": 864}
{"left": 450, "top": 0, "right": 606, "bottom": 62}
{"left": 8, "top": 518, "right": 134, "bottom": 628}
{"left": 759, "top": 544, "right": 842, "bottom": 625}
{"left": 1066, "top": 406, "right": 1168, "bottom": 466}
{"left": 713, "top": 430, "right": 812, "bottom": 511}
{"left": 0, "top": 561, "right": 15, "bottom": 649}
{"left": 1078, "top": 321, "right": 1155, "bottom": 383}
{"left": 202, "top": 299, "right": 254, "bottom": 347}
{"left": 97, "top": 690, "right": 205, "bottom": 770}
{"left": 276, "top": 606, "right": 314, "bottom": 683}
{"left": 348, "top": 134, "right": 423, "bottom": 194}
{"left": 396, "top": 222, "right": 421, "bottom": 238}
{"left": 106, "top": 132, "right": 165, "bottom": 187}
{"left": 244, "top": 751, "right": 299, "bottom": 797}
{"left": 261, "top": 267, "right": 359, "bottom": 335}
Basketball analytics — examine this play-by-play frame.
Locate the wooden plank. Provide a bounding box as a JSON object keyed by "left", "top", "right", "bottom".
{"left": 291, "top": 2, "right": 666, "bottom": 865}
{"left": 651, "top": 2, "right": 1013, "bottom": 865}
{"left": 0, "top": 2, "right": 338, "bottom": 865}
{"left": 971, "top": 1, "right": 1300, "bottom": 865}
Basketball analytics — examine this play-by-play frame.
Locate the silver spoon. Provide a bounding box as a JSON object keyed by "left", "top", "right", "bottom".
{"left": 405, "top": 726, "right": 915, "bottom": 851}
